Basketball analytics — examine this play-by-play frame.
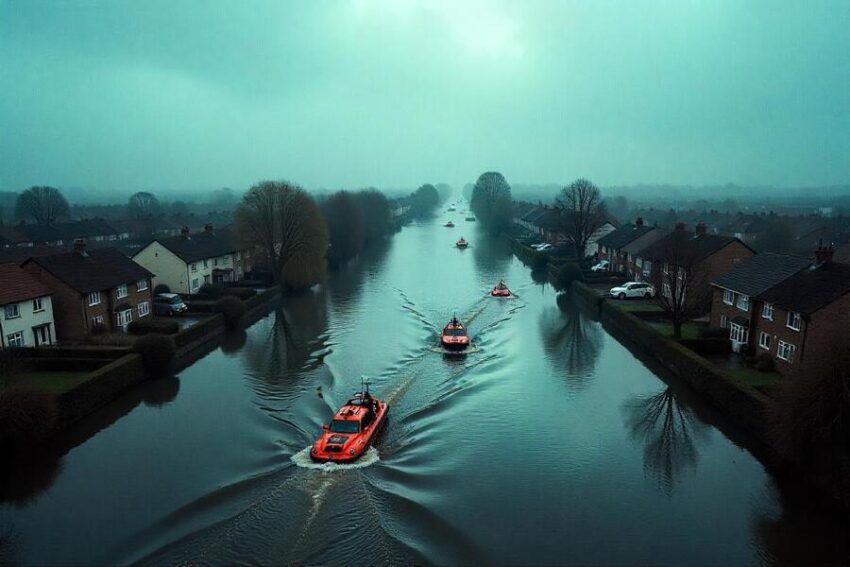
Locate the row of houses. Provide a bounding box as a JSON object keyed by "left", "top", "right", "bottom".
{"left": 512, "top": 201, "right": 618, "bottom": 256}
{"left": 0, "top": 225, "right": 256, "bottom": 348}
{"left": 597, "top": 219, "right": 850, "bottom": 376}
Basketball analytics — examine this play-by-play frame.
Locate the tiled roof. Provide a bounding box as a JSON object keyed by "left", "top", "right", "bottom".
{"left": 533, "top": 209, "right": 562, "bottom": 230}
{"left": 13, "top": 219, "right": 120, "bottom": 243}
{"left": 758, "top": 261, "right": 850, "bottom": 315}
{"left": 0, "top": 245, "right": 66, "bottom": 266}
{"left": 712, "top": 253, "right": 812, "bottom": 296}
{"left": 638, "top": 231, "right": 747, "bottom": 263}
{"left": 149, "top": 230, "right": 237, "bottom": 264}
{"left": 25, "top": 247, "right": 153, "bottom": 294}
{"left": 596, "top": 223, "right": 656, "bottom": 249}
{"left": 0, "top": 263, "right": 52, "bottom": 306}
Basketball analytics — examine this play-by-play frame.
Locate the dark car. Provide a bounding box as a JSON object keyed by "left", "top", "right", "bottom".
{"left": 153, "top": 293, "right": 188, "bottom": 316}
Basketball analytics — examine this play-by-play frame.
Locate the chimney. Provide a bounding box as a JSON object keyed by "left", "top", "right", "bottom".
{"left": 204, "top": 223, "right": 214, "bottom": 234}
{"left": 180, "top": 226, "right": 190, "bottom": 238}
{"left": 73, "top": 238, "right": 88, "bottom": 256}
{"left": 675, "top": 222, "right": 686, "bottom": 231}
{"left": 695, "top": 221, "right": 707, "bottom": 235}
{"left": 635, "top": 217, "right": 644, "bottom": 227}
{"left": 814, "top": 239, "right": 834, "bottom": 265}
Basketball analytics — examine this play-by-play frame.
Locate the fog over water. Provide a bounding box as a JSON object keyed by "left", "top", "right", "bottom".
{"left": 2, "top": 1, "right": 849, "bottom": 193}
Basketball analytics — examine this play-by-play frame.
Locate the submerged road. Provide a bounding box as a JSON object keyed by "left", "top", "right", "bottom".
{"left": 2, "top": 206, "right": 848, "bottom": 565}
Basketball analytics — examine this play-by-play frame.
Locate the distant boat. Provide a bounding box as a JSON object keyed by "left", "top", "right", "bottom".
{"left": 445, "top": 221, "right": 455, "bottom": 228}
{"left": 465, "top": 216, "right": 475, "bottom": 222}
{"left": 456, "top": 237, "right": 469, "bottom": 248}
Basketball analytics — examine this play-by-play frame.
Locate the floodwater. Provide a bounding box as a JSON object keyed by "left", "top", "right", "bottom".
{"left": 2, "top": 208, "right": 848, "bottom": 565}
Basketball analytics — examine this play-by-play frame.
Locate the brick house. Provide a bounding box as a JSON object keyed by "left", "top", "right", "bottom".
{"left": 21, "top": 241, "right": 154, "bottom": 340}
{"left": 635, "top": 223, "right": 755, "bottom": 292}
{"left": 0, "top": 263, "right": 56, "bottom": 347}
{"left": 596, "top": 218, "right": 664, "bottom": 274}
{"left": 710, "top": 246, "right": 850, "bottom": 374}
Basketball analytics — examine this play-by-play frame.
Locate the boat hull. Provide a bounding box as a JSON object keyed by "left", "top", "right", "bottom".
{"left": 310, "top": 402, "right": 388, "bottom": 463}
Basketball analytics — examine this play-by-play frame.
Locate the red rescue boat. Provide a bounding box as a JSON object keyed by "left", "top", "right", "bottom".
{"left": 456, "top": 237, "right": 469, "bottom": 248}
{"left": 441, "top": 316, "right": 470, "bottom": 351}
{"left": 491, "top": 280, "right": 511, "bottom": 297}
{"left": 310, "top": 382, "right": 388, "bottom": 463}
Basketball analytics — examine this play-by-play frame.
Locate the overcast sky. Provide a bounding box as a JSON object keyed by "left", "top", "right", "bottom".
{"left": 1, "top": 0, "right": 848, "bottom": 193}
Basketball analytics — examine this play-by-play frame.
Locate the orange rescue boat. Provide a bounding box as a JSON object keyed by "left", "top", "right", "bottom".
{"left": 441, "top": 316, "right": 470, "bottom": 351}
{"left": 456, "top": 237, "right": 469, "bottom": 248}
{"left": 310, "top": 382, "right": 388, "bottom": 463}
{"left": 491, "top": 281, "right": 511, "bottom": 297}
{"left": 444, "top": 221, "right": 455, "bottom": 228}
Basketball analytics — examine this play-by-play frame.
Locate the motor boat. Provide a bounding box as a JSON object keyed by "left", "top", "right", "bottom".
{"left": 491, "top": 281, "right": 511, "bottom": 297}
{"left": 440, "top": 316, "right": 469, "bottom": 351}
{"left": 456, "top": 237, "right": 469, "bottom": 248}
{"left": 444, "top": 221, "right": 455, "bottom": 228}
{"left": 310, "top": 381, "right": 388, "bottom": 463}
{"left": 465, "top": 216, "right": 475, "bottom": 222}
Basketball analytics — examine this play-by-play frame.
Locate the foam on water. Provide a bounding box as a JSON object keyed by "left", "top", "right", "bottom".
{"left": 291, "top": 446, "right": 381, "bottom": 471}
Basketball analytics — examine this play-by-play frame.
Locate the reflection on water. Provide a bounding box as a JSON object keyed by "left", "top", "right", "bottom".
{"left": 141, "top": 375, "right": 181, "bottom": 408}
{"left": 220, "top": 328, "right": 248, "bottom": 355}
{"left": 622, "top": 386, "right": 709, "bottom": 494}
{"left": 539, "top": 294, "right": 602, "bottom": 390}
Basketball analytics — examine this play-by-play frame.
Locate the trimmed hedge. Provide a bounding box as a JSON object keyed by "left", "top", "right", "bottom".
{"left": 216, "top": 296, "right": 246, "bottom": 329}
{"left": 127, "top": 319, "right": 180, "bottom": 336}
{"left": 173, "top": 314, "right": 224, "bottom": 348}
{"left": 554, "top": 262, "right": 584, "bottom": 292}
{"left": 153, "top": 283, "right": 171, "bottom": 294}
{"left": 0, "top": 384, "right": 58, "bottom": 452}
{"left": 133, "top": 334, "right": 177, "bottom": 375}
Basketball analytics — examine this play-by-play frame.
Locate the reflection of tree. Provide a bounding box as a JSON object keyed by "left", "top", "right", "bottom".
{"left": 241, "top": 290, "right": 329, "bottom": 396}
{"left": 0, "top": 451, "right": 63, "bottom": 506}
{"left": 623, "top": 387, "right": 708, "bottom": 494}
{"left": 471, "top": 233, "right": 512, "bottom": 277}
{"left": 325, "top": 238, "right": 391, "bottom": 312}
{"left": 141, "top": 375, "right": 181, "bottom": 407}
{"left": 220, "top": 328, "right": 248, "bottom": 355}
{"left": 539, "top": 295, "right": 603, "bottom": 390}
{"left": 751, "top": 482, "right": 850, "bottom": 566}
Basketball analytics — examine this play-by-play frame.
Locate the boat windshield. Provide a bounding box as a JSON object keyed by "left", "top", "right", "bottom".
{"left": 444, "top": 328, "right": 466, "bottom": 336}
{"left": 329, "top": 419, "right": 360, "bottom": 433}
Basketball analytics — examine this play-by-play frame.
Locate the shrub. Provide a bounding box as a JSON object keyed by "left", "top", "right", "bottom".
{"left": 153, "top": 283, "right": 171, "bottom": 295}
{"left": 754, "top": 352, "right": 776, "bottom": 372}
{"left": 554, "top": 262, "right": 584, "bottom": 292}
{"left": 698, "top": 326, "right": 729, "bottom": 339}
{"left": 127, "top": 319, "right": 180, "bottom": 336}
{"left": 133, "top": 333, "right": 176, "bottom": 375}
{"left": 0, "top": 384, "right": 58, "bottom": 452}
{"left": 223, "top": 287, "right": 257, "bottom": 300}
{"left": 215, "top": 296, "right": 246, "bottom": 329}
{"left": 199, "top": 283, "right": 227, "bottom": 298}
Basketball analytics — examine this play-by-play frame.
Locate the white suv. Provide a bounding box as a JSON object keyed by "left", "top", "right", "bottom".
{"left": 609, "top": 282, "right": 656, "bottom": 299}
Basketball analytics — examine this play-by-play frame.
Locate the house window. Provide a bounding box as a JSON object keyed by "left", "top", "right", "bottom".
{"left": 116, "top": 284, "right": 128, "bottom": 299}
{"left": 663, "top": 262, "right": 670, "bottom": 275}
{"left": 137, "top": 279, "right": 148, "bottom": 291}
{"left": 191, "top": 263, "right": 198, "bottom": 272}
{"left": 720, "top": 315, "right": 728, "bottom": 328}
{"left": 236, "top": 252, "right": 241, "bottom": 260}
{"left": 729, "top": 323, "right": 749, "bottom": 344}
{"left": 723, "top": 289, "right": 734, "bottom": 305}
{"left": 762, "top": 303, "right": 773, "bottom": 321}
{"left": 214, "top": 258, "right": 218, "bottom": 267}
{"left": 222, "top": 257, "right": 228, "bottom": 265}
{"left": 88, "top": 291, "right": 101, "bottom": 306}
{"left": 662, "top": 283, "right": 672, "bottom": 298}
{"left": 4, "top": 303, "right": 20, "bottom": 319}
{"left": 786, "top": 311, "right": 801, "bottom": 331}
{"left": 138, "top": 301, "right": 150, "bottom": 317}
{"left": 736, "top": 294, "right": 749, "bottom": 312}
{"left": 33, "top": 297, "right": 44, "bottom": 312}
{"left": 759, "top": 332, "right": 771, "bottom": 350}
{"left": 191, "top": 278, "right": 200, "bottom": 291}
{"left": 777, "top": 340, "right": 796, "bottom": 362}
{"left": 115, "top": 309, "right": 133, "bottom": 329}
{"left": 91, "top": 315, "right": 104, "bottom": 327}
{"left": 203, "top": 259, "right": 208, "bottom": 268}
{"left": 5, "top": 331, "right": 24, "bottom": 347}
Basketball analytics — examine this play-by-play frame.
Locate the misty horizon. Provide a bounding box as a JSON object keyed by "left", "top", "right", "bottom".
{"left": 2, "top": 1, "right": 849, "bottom": 193}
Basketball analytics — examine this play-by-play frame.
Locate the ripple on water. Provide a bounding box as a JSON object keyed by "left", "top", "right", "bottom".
{"left": 291, "top": 446, "right": 381, "bottom": 471}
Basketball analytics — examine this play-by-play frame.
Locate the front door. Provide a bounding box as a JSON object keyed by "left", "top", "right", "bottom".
{"left": 32, "top": 324, "right": 51, "bottom": 346}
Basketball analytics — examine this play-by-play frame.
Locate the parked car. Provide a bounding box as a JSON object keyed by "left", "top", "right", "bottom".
{"left": 609, "top": 282, "right": 656, "bottom": 299}
{"left": 590, "top": 260, "right": 610, "bottom": 272}
{"left": 153, "top": 293, "right": 188, "bottom": 316}
{"left": 533, "top": 243, "right": 554, "bottom": 251}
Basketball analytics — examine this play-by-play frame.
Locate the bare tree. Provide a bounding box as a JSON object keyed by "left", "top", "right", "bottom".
{"left": 650, "top": 231, "right": 712, "bottom": 338}
{"left": 555, "top": 178, "right": 607, "bottom": 258}
{"left": 234, "top": 181, "right": 329, "bottom": 289}
{"left": 14, "top": 186, "right": 70, "bottom": 225}
{"left": 127, "top": 191, "right": 161, "bottom": 220}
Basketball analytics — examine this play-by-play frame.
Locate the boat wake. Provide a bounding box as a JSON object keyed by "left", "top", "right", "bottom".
{"left": 291, "top": 446, "right": 381, "bottom": 471}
